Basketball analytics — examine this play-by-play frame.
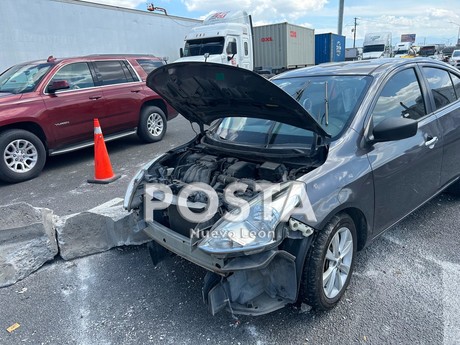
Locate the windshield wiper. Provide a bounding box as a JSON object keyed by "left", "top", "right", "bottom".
{"left": 292, "top": 81, "right": 311, "bottom": 101}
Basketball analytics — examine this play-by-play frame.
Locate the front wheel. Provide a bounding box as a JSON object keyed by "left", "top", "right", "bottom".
{"left": 137, "top": 106, "right": 167, "bottom": 143}
{"left": 0, "top": 129, "right": 46, "bottom": 183}
{"left": 299, "top": 213, "right": 357, "bottom": 310}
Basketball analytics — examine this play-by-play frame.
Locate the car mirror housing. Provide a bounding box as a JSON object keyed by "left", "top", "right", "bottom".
{"left": 47, "top": 80, "right": 70, "bottom": 93}
{"left": 372, "top": 117, "right": 418, "bottom": 143}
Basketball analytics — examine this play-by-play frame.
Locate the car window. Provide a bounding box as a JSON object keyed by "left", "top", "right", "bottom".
{"left": 423, "top": 67, "right": 457, "bottom": 110}
{"left": 49, "top": 62, "right": 95, "bottom": 91}
{"left": 450, "top": 72, "right": 460, "bottom": 99}
{"left": 93, "top": 60, "right": 135, "bottom": 86}
{"left": 371, "top": 68, "right": 427, "bottom": 126}
{"left": 136, "top": 59, "right": 164, "bottom": 74}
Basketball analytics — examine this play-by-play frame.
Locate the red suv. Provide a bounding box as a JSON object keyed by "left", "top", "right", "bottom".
{"left": 0, "top": 54, "right": 178, "bottom": 183}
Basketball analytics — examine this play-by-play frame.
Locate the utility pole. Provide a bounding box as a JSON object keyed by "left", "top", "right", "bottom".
{"left": 353, "top": 17, "right": 358, "bottom": 48}
{"left": 338, "top": 0, "right": 344, "bottom": 35}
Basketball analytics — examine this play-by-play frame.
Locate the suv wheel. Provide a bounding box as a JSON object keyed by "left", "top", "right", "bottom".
{"left": 0, "top": 129, "right": 46, "bottom": 183}
{"left": 299, "top": 213, "right": 357, "bottom": 310}
{"left": 138, "top": 106, "right": 167, "bottom": 143}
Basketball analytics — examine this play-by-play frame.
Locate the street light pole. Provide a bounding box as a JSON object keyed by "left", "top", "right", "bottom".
{"left": 449, "top": 21, "right": 460, "bottom": 46}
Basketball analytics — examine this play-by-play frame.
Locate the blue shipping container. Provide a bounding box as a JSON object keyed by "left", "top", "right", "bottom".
{"left": 315, "top": 33, "right": 346, "bottom": 64}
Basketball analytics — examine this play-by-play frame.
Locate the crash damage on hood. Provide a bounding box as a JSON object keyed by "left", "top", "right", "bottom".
{"left": 124, "top": 62, "right": 335, "bottom": 316}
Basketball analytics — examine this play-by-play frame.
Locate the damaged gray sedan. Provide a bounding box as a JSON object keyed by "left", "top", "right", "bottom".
{"left": 124, "top": 59, "right": 460, "bottom": 315}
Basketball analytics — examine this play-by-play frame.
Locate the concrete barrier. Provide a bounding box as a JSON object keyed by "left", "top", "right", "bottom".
{"left": 55, "top": 198, "right": 150, "bottom": 260}
{"left": 0, "top": 203, "right": 58, "bottom": 287}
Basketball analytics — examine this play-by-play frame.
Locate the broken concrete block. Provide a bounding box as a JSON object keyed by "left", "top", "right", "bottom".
{"left": 56, "top": 198, "right": 150, "bottom": 260}
{"left": 0, "top": 203, "right": 58, "bottom": 287}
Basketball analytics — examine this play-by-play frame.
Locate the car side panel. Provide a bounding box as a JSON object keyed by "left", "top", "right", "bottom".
{"left": 98, "top": 82, "right": 144, "bottom": 133}
{"left": 42, "top": 87, "right": 106, "bottom": 148}
{"left": 436, "top": 102, "right": 460, "bottom": 186}
{"left": 367, "top": 114, "right": 443, "bottom": 232}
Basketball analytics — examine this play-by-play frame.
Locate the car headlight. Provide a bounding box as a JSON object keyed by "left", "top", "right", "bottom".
{"left": 123, "top": 154, "right": 165, "bottom": 210}
{"left": 198, "top": 181, "right": 310, "bottom": 256}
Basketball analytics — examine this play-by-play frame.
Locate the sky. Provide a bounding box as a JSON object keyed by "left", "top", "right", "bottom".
{"left": 81, "top": 0, "right": 460, "bottom": 47}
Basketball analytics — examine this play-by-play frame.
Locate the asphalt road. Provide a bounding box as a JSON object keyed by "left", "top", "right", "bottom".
{"left": 0, "top": 115, "right": 196, "bottom": 216}
{"left": 1, "top": 115, "right": 460, "bottom": 344}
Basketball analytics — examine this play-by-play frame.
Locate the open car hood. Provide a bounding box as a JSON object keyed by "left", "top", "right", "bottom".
{"left": 146, "top": 62, "right": 329, "bottom": 137}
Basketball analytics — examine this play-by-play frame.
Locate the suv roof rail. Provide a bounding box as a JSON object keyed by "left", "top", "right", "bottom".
{"left": 85, "top": 54, "right": 159, "bottom": 58}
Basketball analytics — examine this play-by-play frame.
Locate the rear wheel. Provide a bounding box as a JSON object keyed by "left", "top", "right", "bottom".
{"left": 0, "top": 129, "right": 46, "bottom": 183}
{"left": 138, "top": 106, "right": 167, "bottom": 143}
{"left": 299, "top": 213, "right": 356, "bottom": 310}
{"left": 446, "top": 179, "right": 460, "bottom": 196}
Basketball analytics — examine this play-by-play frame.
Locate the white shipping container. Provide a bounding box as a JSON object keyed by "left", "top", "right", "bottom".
{"left": 253, "top": 23, "right": 315, "bottom": 72}
{"left": 0, "top": 0, "right": 200, "bottom": 71}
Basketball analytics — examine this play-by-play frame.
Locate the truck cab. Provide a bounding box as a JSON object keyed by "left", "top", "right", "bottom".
{"left": 176, "top": 11, "right": 253, "bottom": 71}
{"left": 362, "top": 32, "right": 392, "bottom": 59}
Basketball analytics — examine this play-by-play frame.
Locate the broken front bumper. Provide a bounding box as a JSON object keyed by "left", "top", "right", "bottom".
{"left": 143, "top": 219, "right": 299, "bottom": 316}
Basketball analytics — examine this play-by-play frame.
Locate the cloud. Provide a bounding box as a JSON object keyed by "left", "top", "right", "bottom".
{"left": 181, "top": 0, "right": 328, "bottom": 23}
{"left": 81, "top": 0, "right": 145, "bottom": 8}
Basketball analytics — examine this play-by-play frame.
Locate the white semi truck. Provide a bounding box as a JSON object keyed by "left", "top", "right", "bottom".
{"left": 177, "top": 11, "right": 254, "bottom": 70}
{"left": 176, "top": 11, "right": 315, "bottom": 72}
{"left": 362, "top": 32, "right": 393, "bottom": 59}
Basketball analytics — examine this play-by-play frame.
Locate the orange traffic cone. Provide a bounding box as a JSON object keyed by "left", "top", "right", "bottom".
{"left": 87, "top": 118, "right": 121, "bottom": 184}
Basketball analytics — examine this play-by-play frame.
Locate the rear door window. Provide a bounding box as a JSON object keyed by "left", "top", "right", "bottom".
{"left": 423, "top": 67, "right": 456, "bottom": 110}
{"left": 93, "top": 60, "right": 137, "bottom": 86}
{"left": 450, "top": 72, "right": 460, "bottom": 99}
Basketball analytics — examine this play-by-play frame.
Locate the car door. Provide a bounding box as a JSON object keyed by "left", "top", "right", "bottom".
{"left": 366, "top": 66, "right": 443, "bottom": 233}
{"left": 42, "top": 61, "right": 105, "bottom": 149}
{"left": 92, "top": 60, "right": 144, "bottom": 133}
{"left": 421, "top": 66, "right": 460, "bottom": 187}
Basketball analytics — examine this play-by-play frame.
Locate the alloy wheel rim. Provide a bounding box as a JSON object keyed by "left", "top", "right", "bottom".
{"left": 4, "top": 139, "right": 38, "bottom": 173}
{"left": 322, "top": 227, "right": 353, "bottom": 299}
{"left": 147, "top": 113, "right": 164, "bottom": 136}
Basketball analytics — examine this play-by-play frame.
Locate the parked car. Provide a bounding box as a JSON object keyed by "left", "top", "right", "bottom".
{"left": 124, "top": 58, "right": 460, "bottom": 316}
{"left": 450, "top": 49, "right": 460, "bottom": 68}
{"left": 441, "top": 46, "right": 457, "bottom": 62}
{"left": 0, "top": 54, "right": 178, "bottom": 183}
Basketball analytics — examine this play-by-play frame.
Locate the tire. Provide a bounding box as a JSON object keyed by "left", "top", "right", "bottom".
{"left": 299, "top": 213, "right": 357, "bottom": 310}
{"left": 446, "top": 180, "right": 460, "bottom": 196}
{"left": 0, "top": 129, "right": 46, "bottom": 183}
{"left": 137, "top": 106, "right": 167, "bottom": 143}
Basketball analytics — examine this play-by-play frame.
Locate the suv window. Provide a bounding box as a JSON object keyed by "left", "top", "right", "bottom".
{"left": 371, "top": 68, "right": 427, "bottom": 126}
{"left": 93, "top": 60, "right": 137, "bottom": 86}
{"left": 136, "top": 59, "right": 164, "bottom": 74}
{"left": 49, "top": 62, "right": 95, "bottom": 91}
{"left": 423, "top": 67, "right": 456, "bottom": 110}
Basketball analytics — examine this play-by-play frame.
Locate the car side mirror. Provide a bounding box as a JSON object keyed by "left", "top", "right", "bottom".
{"left": 47, "top": 80, "right": 70, "bottom": 93}
{"left": 371, "top": 117, "right": 418, "bottom": 143}
{"left": 179, "top": 48, "right": 184, "bottom": 58}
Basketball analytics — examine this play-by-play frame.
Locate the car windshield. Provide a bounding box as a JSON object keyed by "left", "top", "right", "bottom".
{"left": 273, "top": 75, "right": 370, "bottom": 136}
{"left": 208, "top": 75, "right": 370, "bottom": 149}
{"left": 363, "top": 44, "right": 385, "bottom": 53}
{"left": 183, "top": 37, "right": 225, "bottom": 57}
{"left": 452, "top": 51, "right": 460, "bottom": 58}
{"left": 0, "top": 62, "right": 52, "bottom": 94}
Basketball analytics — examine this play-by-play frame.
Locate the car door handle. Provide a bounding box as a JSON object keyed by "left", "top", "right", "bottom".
{"left": 89, "top": 96, "right": 101, "bottom": 100}
{"left": 131, "top": 89, "right": 141, "bottom": 93}
{"left": 425, "top": 136, "right": 438, "bottom": 148}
